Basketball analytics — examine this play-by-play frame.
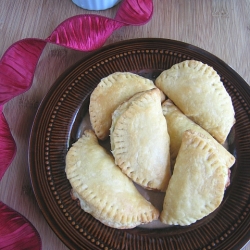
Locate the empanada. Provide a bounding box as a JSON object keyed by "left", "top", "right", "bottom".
{"left": 110, "top": 88, "right": 171, "bottom": 192}
{"left": 155, "top": 60, "right": 235, "bottom": 144}
{"left": 160, "top": 130, "right": 232, "bottom": 226}
{"left": 162, "top": 99, "right": 235, "bottom": 168}
{"left": 89, "top": 72, "right": 156, "bottom": 140}
{"left": 65, "top": 130, "right": 159, "bottom": 229}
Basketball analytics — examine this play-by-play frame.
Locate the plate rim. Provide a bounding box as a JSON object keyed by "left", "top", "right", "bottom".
{"left": 29, "top": 38, "right": 250, "bottom": 250}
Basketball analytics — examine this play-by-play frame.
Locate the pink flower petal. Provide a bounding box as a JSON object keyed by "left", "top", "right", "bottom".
{"left": 0, "top": 39, "right": 46, "bottom": 180}
{"left": 0, "top": 106, "right": 16, "bottom": 181}
{"left": 115, "top": 0, "right": 153, "bottom": 25}
{"left": 0, "top": 201, "right": 41, "bottom": 250}
{"left": 47, "top": 0, "right": 153, "bottom": 50}
{"left": 46, "top": 15, "right": 124, "bottom": 51}
{"left": 0, "top": 39, "right": 47, "bottom": 105}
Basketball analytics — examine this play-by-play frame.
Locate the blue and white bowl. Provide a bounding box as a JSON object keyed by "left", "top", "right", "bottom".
{"left": 72, "top": 0, "right": 122, "bottom": 10}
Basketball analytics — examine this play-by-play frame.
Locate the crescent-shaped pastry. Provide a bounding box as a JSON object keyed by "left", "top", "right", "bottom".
{"left": 162, "top": 99, "right": 235, "bottom": 168}
{"left": 65, "top": 130, "right": 159, "bottom": 229}
{"left": 160, "top": 130, "right": 231, "bottom": 226}
{"left": 89, "top": 72, "right": 156, "bottom": 140}
{"left": 155, "top": 60, "right": 235, "bottom": 144}
{"left": 110, "top": 88, "right": 171, "bottom": 192}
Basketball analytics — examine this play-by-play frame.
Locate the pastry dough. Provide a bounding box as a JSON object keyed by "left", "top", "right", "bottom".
{"left": 65, "top": 130, "right": 159, "bottom": 229}
{"left": 155, "top": 60, "right": 235, "bottom": 144}
{"left": 110, "top": 88, "right": 171, "bottom": 191}
{"left": 160, "top": 130, "right": 231, "bottom": 226}
{"left": 162, "top": 99, "right": 235, "bottom": 168}
{"left": 89, "top": 72, "right": 156, "bottom": 140}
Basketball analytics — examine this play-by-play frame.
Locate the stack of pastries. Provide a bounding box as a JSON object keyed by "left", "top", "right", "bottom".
{"left": 65, "top": 60, "right": 235, "bottom": 229}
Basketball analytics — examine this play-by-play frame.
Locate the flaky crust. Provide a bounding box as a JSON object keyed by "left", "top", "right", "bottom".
{"left": 156, "top": 60, "right": 235, "bottom": 144}
{"left": 162, "top": 99, "right": 235, "bottom": 168}
{"left": 160, "top": 130, "right": 230, "bottom": 226}
{"left": 89, "top": 72, "right": 155, "bottom": 140}
{"left": 65, "top": 130, "right": 159, "bottom": 229}
{"left": 110, "top": 88, "right": 171, "bottom": 191}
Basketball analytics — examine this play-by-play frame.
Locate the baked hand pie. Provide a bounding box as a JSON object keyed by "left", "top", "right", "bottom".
{"left": 110, "top": 88, "right": 171, "bottom": 192}
{"left": 155, "top": 60, "right": 235, "bottom": 144}
{"left": 162, "top": 99, "right": 235, "bottom": 169}
{"left": 65, "top": 130, "right": 159, "bottom": 229}
{"left": 89, "top": 72, "right": 156, "bottom": 140}
{"left": 160, "top": 130, "right": 233, "bottom": 226}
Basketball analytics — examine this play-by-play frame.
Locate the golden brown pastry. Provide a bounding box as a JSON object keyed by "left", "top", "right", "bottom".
{"left": 155, "top": 60, "right": 235, "bottom": 144}
{"left": 160, "top": 130, "right": 233, "bottom": 226}
{"left": 89, "top": 72, "right": 156, "bottom": 140}
{"left": 110, "top": 88, "right": 171, "bottom": 192}
{"left": 162, "top": 99, "right": 235, "bottom": 168}
{"left": 65, "top": 130, "right": 159, "bottom": 229}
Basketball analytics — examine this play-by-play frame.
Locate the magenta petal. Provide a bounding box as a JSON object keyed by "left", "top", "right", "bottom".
{"left": 0, "top": 105, "right": 16, "bottom": 181}
{"left": 46, "top": 14, "right": 124, "bottom": 51}
{"left": 0, "top": 201, "right": 42, "bottom": 250}
{"left": 115, "top": 0, "right": 153, "bottom": 25}
{"left": 46, "top": 0, "right": 153, "bottom": 51}
{"left": 0, "top": 38, "right": 47, "bottom": 105}
{"left": 0, "top": 38, "right": 46, "bottom": 180}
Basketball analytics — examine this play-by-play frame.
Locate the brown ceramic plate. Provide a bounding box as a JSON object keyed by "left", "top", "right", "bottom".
{"left": 29, "top": 38, "right": 250, "bottom": 250}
